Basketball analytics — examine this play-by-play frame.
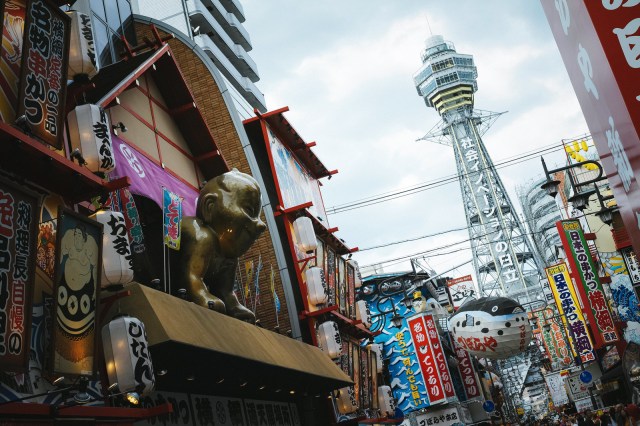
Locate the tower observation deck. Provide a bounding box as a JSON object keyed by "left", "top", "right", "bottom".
{"left": 415, "top": 35, "right": 543, "bottom": 305}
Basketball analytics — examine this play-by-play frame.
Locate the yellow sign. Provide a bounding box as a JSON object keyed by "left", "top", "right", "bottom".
{"left": 545, "top": 262, "right": 596, "bottom": 363}
{"left": 517, "top": 407, "right": 525, "bottom": 415}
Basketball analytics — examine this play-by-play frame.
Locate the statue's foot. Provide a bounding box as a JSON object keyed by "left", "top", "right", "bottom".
{"left": 204, "top": 296, "right": 226, "bottom": 313}
{"left": 226, "top": 303, "right": 256, "bottom": 324}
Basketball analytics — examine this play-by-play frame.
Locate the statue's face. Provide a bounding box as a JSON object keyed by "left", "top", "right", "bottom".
{"left": 210, "top": 175, "right": 267, "bottom": 258}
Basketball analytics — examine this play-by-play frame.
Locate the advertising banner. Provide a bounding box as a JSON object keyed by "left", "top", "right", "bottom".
{"left": 540, "top": 1, "right": 640, "bottom": 255}
{"left": 16, "top": 0, "right": 70, "bottom": 149}
{"left": 557, "top": 220, "right": 618, "bottom": 347}
{"left": 266, "top": 126, "right": 328, "bottom": 224}
{"left": 545, "top": 262, "right": 596, "bottom": 363}
{"left": 408, "top": 315, "right": 446, "bottom": 406}
{"left": 544, "top": 372, "right": 569, "bottom": 406}
{"left": 600, "top": 251, "right": 640, "bottom": 323}
{"left": 453, "top": 338, "right": 481, "bottom": 399}
{"left": 446, "top": 275, "right": 475, "bottom": 310}
{"left": 51, "top": 208, "right": 102, "bottom": 376}
{"left": 162, "top": 187, "right": 182, "bottom": 251}
{"left": 0, "top": 177, "right": 38, "bottom": 371}
{"left": 424, "top": 314, "right": 455, "bottom": 399}
{"left": 622, "top": 247, "right": 640, "bottom": 285}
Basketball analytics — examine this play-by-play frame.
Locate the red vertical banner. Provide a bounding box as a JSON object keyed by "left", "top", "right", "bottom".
{"left": 408, "top": 315, "right": 446, "bottom": 405}
{"left": 556, "top": 220, "right": 618, "bottom": 348}
{"left": 0, "top": 177, "right": 38, "bottom": 371}
{"left": 424, "top": 314, "right": 455, "bottom": 399}
{"left": 452, "top": 338, "right": 481, "bottom": 399}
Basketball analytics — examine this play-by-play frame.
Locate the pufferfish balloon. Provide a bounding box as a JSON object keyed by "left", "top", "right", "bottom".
{"left": 449, "top": 297, "right": 532, "bottom": 359}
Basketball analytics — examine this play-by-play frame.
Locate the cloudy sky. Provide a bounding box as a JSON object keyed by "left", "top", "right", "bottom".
{"left": 241, "top": 1, "right": 589, "bottom": 281}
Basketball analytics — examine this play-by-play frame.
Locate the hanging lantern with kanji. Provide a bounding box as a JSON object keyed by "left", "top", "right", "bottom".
{"left": 89, "top": 210, "right": 133, "bottom": 289}
{"left": 317, "top": 321, "right": 342, "bottom": 359}
{"left": 67, "top": 10, "right": 99, "bottom": 82}
{"left": 292, "top": 216, "right": 317, "bottom": 254}
{"left": 67, "top": 104, "right": 116, "bottom": 175}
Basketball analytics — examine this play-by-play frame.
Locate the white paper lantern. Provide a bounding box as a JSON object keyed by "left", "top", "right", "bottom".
{"left": 102, "top": 316, "right": 155, "bottom": 396}
{"left": 293, "top": 216, "right": 317, "bottom": 254}
{"left": 305, "top": 266, "right": 328, "bottom": 306}
{"left": 67, "top": 104, "right": 116, "bottom": 175}
{"left": 368, "top": 343, "right": 383, "bottom": 373}
{"left": 89, "top": 210, "right": 133, "bottom": 288}
{"left": 378, "top": 385, "right": 396, "bottom": 415}
{"left": 355, "top": 300, "right": 371, "bottom": 328}
{"left": 336, "top": 386, "right": 358, "bottom": 414}
{"left": 449, "top": 296, "right": 532, "bottom": 359}
{"left": 67, "top": 11, "right": 99, "bottom": 81}
{"left": 348, "top": 259, "right": 362, "bottom": 288}
{"left": 317, "top": 321, "right": 342, "bottom": 359}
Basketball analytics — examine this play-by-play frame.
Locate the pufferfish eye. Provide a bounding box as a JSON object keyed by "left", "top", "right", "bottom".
{"left": 491, "top": 306, "right": 498, "bottom": 313}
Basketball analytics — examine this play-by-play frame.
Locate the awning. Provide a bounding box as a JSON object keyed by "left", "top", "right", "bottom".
{"left": 102, "top": 284, "right": 353, "bottom": 397}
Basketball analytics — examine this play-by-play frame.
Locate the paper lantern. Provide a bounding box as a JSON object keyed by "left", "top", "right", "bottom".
{"left": 67, "top": 104, "right": 116, "bottom": 175}
{"left": 317, "top": 321, "right": 342, "bottom": 359}
{"left": 293, "top": 216, "right": 317, "bottom": 254}
{"left": 355, "top": 300, "right": 371, "bottom": 328}
{"left": 67, "top": 11, "right": 99, "bottom": 81}
{"left": 336, "top": 386, "right": 358, "bottom": 414}
{"left": 348, "top": 259, "right": 362, "bottom": 288}
{"left": 368, "top": 343, "right": 383, "bottom": 373}
{"left": 102, "top": 316, "right": 155, "bottom": 395}
{"left": 449, "top": 296, "right": 532, "bottom": 359}
{"left": 378, "top": 385, "right": 396, "bottom": 415}
{"left": 305, "top": 266, "right": 328, "bottom": 306}
{"left": 89, "top": 210, "right": 133, "bottom": 288}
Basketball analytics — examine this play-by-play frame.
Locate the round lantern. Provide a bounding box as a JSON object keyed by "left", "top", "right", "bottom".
{"left": 355, "top": 300, "right": 371, "bottom": 328}
{"left": 317, "top": 321, "right": 342, "bottom": 359}
{"left": 102, "top": 316, "right": 155, "bottom": 396}
{"left": 347, "top": 259, "right": 362, "bottom": 288}
{"left": 336, "top": 386, "right": 358, "bottom": 414}
{"left": 368, "top": 343, "right": 383, "bottom": 373}
{"left": 412, "top": 290, "right": 427, "bottom": 313}
{"left": 305, "top": 267, "right": 328, "bottom": 306}
{"left": 89, "top": 210, "right": 134, "bottom": 288}
{"left": 378, "top": 385, "right": 396, "bottom": 416}
{"left": 67, "top": 11, "right": 99, "bottom": 82}
{"left": 67, "top": 104, "right": 116, "bottom": 175}
{"left": 448, "top": 296, "right": 532, "bottom": 359}
{"left": 292, "top": 216, "right": 317, "bottom": 254}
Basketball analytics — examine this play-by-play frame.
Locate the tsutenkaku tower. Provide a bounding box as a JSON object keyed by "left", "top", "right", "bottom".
{"left": 415, "top": 35, "right": 542, "bottom": 304}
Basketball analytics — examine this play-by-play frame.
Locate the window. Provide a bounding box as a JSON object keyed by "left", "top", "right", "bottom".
{"left": 87, "top": 0, "right": 136, "bottom": 67}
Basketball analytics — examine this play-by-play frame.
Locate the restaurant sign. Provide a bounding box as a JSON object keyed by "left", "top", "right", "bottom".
{"left": 17, "top": 0, "right": 70, "bottom": 149}
{"left": 557, "top": 220, "right": 618, "bottom": 348}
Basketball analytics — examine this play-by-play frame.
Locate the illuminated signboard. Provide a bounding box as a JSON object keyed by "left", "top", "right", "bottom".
{"left": 545, "top": 262, "right": 595, "bottom": 363}
{"left": 408, "top": 315, "right": 446, "bottom": 406}
{"left": 0, "top": 177, "right": 38, "bottom": 371}
{"left": 557, "top": 220, "right": 618, "bottom": 347}
{"left": 16, "top": 0, "right": 70, "bottom": 149}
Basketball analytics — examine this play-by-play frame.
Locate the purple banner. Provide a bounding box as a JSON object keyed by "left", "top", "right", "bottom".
{"left": 110, "top": 135, "right": 198, "bottom": 217}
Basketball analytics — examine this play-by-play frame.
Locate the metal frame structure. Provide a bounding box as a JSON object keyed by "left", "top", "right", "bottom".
{"left": 414, "top": 35, "right": 543, "bottom": 305}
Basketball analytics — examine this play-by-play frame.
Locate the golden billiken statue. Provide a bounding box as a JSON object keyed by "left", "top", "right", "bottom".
{"left": 173, "top": 169, "right": 267, "bottom": 322}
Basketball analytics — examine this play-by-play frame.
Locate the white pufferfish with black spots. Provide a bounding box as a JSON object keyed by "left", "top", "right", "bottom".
{"left": 448, "top": 296, "right": 533, "bottom": 359}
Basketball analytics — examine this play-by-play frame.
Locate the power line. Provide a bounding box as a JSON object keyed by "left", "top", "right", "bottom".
{"left": 357, "top": 225, "right": 469, "bottom": 252}
{"left": 327, "top": 142, "right": 563, "bottom": 214}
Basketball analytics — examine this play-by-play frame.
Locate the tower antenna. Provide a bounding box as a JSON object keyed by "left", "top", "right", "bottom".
{"left": 426, "top": 15, "right": 433, "bottom": 35}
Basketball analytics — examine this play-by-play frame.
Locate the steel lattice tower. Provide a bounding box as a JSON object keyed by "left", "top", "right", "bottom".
{"left": 415, "top": 35, "right": 543, "bottom": 304}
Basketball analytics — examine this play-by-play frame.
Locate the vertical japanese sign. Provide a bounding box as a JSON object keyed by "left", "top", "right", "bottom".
{"left": 408, "top": 315, "right": 446, "bottom": 406}
{"left": 557, "top": 220, "right": 618, "bottom": 347}
{"left": 540, "top": 0, "right": 640, "bottom": 255}
{"left": 387, "top": 323, "right": 430, "bottom": 411}
{"left": 452, "top": 337, "right": 481, "bottom": 399}
{"left": 162, "top": 187, "right": 182, "bottom": 250}
{"left": 52, "top": 207, "right": 102, "bottom": 376}
{"left": 544, "top": 372, "right": 569, "bottom": 406}
{"left": 359, "top": 346, "right": 370, "bottom": 409}
{"left": 16, "top": 0, "right": 70, "bottom": 149}
{"left": 622, "top": 247, "right": 640, "bottom": 285}
{"left": 542, "top": 309, "right": 573, "bottom": 370}
{"left": 545, "top": 262, "right": 596, "bottom": 363}
{"left": 0, "top": 177, "right": 38, "bottom": 371}
{"left": 424, "top": 314, "right": 455, "bottom": 399}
